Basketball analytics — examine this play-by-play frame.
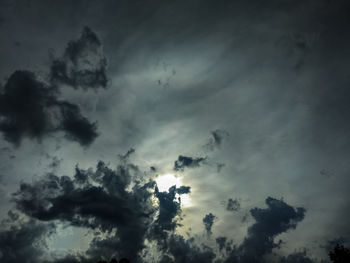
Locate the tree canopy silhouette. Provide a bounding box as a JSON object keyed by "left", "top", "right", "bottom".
{"left": 329, "top": 244, "right": 350, "bottom": 263}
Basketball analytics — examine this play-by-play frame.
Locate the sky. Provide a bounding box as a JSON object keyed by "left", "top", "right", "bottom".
{"left": 0, "top": 0, "right": 350, "bottom": 262}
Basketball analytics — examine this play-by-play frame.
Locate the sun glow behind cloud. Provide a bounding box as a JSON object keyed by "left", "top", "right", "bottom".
{"left": 155, "top": 173, "right": 192, "bottom": 207}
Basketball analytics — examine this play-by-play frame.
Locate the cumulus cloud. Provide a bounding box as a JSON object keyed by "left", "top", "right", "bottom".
{"left": 50, "top": 27, "right": 108, "bottom": 90}
{"left": 0, "top": 70, "right": 98, "bottom": 146}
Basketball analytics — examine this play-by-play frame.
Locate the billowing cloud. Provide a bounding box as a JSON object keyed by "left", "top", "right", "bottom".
{"left": 0, "top": 70, "right": 98, "bottom": 146}
{"left": 50, "top": 27, "right": 108, "bottom": 90}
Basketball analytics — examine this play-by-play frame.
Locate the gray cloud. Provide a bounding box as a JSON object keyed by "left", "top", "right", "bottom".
{"left": 225, "top": 197, "right": 306, "bottom": 263}
{"left": 0, "top": 70, "right": 98, "bottom": 146}
{"left": 13, "top": 161, "right": 155, "bottom": 261}
{"left": 0, "top": 0, "right": 350, "bottom": 262}
{"left": 160, "top": 234, "right": 216, "bottom": 263}
{"left": 50, "top": 27, "right": 108, "bottom": 91}
{"left": 0, "top": 217, "right": 55, "bottom": 263}
{"left": 149, "top": 185, "right": 191, "bottom": 249}
{"left": 1, "top": 152, "right": 311, "bottom": 263}
{"left": 216, "top": 236, "right": 228, "bottom": 251}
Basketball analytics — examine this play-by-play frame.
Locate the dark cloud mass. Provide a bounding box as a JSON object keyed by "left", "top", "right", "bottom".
{"left": 174, "top": 155, "right": 206, "bottom": 171}
{"left": 161, "top": 234, "right": 216, "bottom": 263}
{"left": 150, "top": 185, "right": 191, "bottom": 247}
{"left": 0, "top": 218, "right": 55, "bottom": 263}
{"left": 216, "top": 236, "right": 228, "bottom": 251}
{"left": 0, "top": 153, "right": 311, "bottom": 263}
{"left": 0, "top": 0, "right": 349, "bottom": 262}
{"left": 13, "top": 161, "right": 156, "bottom": 261}
{"left": 0, "top": 70, "right": 98, "bottom": 146}
{"left": 50, "top": 27, "right": 108, "bottom": 90}
{"left": 226, "top": 198, "right": 241, "bottom": 212}
{"left": 225, "top": 197, "right": 306, "bottom": 263}
{"left": 203, "top": 213, "right": 216, "bottom": 235}
{"left": 9, "top": 158, "right": 195, "bottom": 262}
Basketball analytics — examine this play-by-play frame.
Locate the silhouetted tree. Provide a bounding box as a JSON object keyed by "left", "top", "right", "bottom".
{"left": 329, "top": 244, "right": 350, "bottom": 263}
{"left": 119, "top": 258, "right": 130, "bottom": 263}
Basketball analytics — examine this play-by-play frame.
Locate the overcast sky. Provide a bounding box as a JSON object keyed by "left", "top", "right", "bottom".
{"left": 0, "top": 1, "right": 350, "bottom": 263}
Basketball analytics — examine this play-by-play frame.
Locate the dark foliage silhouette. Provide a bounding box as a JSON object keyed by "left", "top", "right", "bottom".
{"left": 329, "top": 244, "right": 350, "bottom": 263}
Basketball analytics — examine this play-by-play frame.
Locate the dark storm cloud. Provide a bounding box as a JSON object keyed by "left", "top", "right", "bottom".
{"left": 13, "top": 161, "right": 156, "bottom": 261}
{"left": 216, "top": 237, "right": 228, "bottom": 251}
{"left": 0, "top": 71, "right": 56, "bottom": 145}
{"left": 226, "top": 198, "right": 241, "bottom": 212}
{"left": 160, "top": 234, "right": 216, "bottom": 263}
{"left": 5, "top": 159, "right": 310, "bottom": 263}
{"left": 205, "top": 129, "right": 229, "bottom": 151}
{"left": 1, "top": 0, "right": 349, "bottom": 262}
{"left": 0, "top": 217, "right": 55, "bottom": 263}
{"left": 203, "top": 213, "right": 216, "bottom": 234}
{"left": 10, "top": 156, "right": 195, "bottom": 262}
{"left": 0, "top": 70, "right": 98, "bottom": 146}
{"left": 50, "top": 27, "right": 108, "bottom": 90}
{"left": 150, "top": 185, "right": 191, "bottom": 246}
{"left": 225, "top": 197, "right": 306, "bottom": 263}
{"left": 174, "top": 155, "right": 206, "bottom": 171}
